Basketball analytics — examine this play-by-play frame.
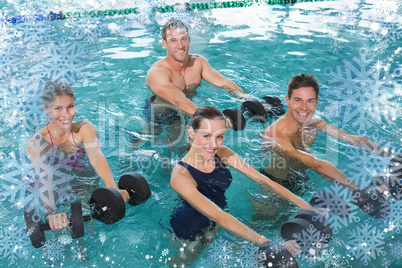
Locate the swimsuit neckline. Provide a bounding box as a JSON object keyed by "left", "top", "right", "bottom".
{"left": 45, "top": 122, "right": 79, "bottom": 148}
{"left": 179, "top": 155, "right": 220, "bottom": 175}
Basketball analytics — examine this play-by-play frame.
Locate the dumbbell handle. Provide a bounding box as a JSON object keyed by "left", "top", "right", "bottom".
{"left": 39, "top": 213, "right": 92, "bottom": 231}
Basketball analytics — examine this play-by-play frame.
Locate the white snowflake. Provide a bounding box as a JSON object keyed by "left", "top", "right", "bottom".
{"left": 3, "top": 79, "right": 48, "bottom": 133}
{"left": 346, "top": 220, "right": 386, "bottom": 266}
{"left": 237, "top": 244, "right": 264, "bottom": 268}
{"left": 328, "top": 37, "right": 343, "bottom": 54}
{"left": 68, "top": 17, "right": 108, "bottom": 45}
{"left": 268, "top": 235, "right": 286, "bottom": 254}
{"left": 15, "top": 20, "right": 52, "bottom": 48}
{"left": 319, "top": 184, "right": 360, "bottom": 234}
{"left": 381, "top": 257, "right": 391, "bottom": 268}
{"left": 99, "top": 231, "right": 107, "bottom": 244}
{"left": 386, "top": 199, "right": 402, "bottom": 234}
{"left": 42, "top": 236, "right": 66, "bottom": 263}
{"left": 161, "top": 248, "right": 169, "bottom": 256}
{"left": 367, "top": 0, "right": 400, "bottom": 21}
{"left": 390, "top": 240, "right": 402, "bottom": 260}
{"left": 207, "top": 236, "right": 235, "bottom": 267}
{"left": 1, "top": 132, "right": 75, "bottom": 218}
{"left": 58, "top": 234, "right": 73, "bottom": 245}
{"left": 324, "top": 48, "right": 402, "bottom": 134}
{"left": 0, "top": 224, "right": 31, "bottom": 264}
{"left": 334, "top": 3, "right": 360, "bottom": 31}
{"left": 371, "top": 22, "right": 402, "bottom": 50}
{"left": 292, "top": 223, "right": 331, "bottom": 267}
{"left": 317, "top": 247, "right": 349, "bottom": 268}
{"left": 0, "top": 45, "right": 21, "bottom": 81}
{"left": 346, "top": 133, "right": 395, "bottom": 183}
{"left": 37, "top": 36, "right": 88, "bottom": 84}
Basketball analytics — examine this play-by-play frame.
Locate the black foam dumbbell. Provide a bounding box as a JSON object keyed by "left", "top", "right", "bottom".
{"left": 24, "top": 196, "right": 89, "bottom": 248}
{"left": 257, "top": 240, "right": 299, "bottom": 268}
{"left": 90, "top": 172, "right": 151, "bottom": 224}
{"left": 25, "top": 172, "right": 151, "bottom": 248}
{"left": 241, "top": 96, "right": 286, "bottom": 123}
{"left": 350, "top": 185, "right": 391, "bottom": 220}
{"left": 371, "top": 172, "right": 402, "bottom": 201}
{"left": 222, "top": 107, "right": 247, "bottom": 131}
{"left": 281, "top": 210, "right": 333, "bottom": 258}
{"left": 389, "top": 153, "right": 402, "bottom": 177}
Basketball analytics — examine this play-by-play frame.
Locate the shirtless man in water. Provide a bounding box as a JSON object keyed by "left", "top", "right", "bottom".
{"left": 261, "top": 73, "right": 392, "bottom": 194}
{"left": 146, "top": 18, "right": 252, "bottom": 120}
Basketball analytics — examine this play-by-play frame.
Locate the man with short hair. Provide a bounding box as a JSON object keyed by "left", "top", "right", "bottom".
{"left": 146, "top": 18, "right": 252, "bottom": 121}
{"left": 261, "top": 73, "right": 392, "bottom": 193}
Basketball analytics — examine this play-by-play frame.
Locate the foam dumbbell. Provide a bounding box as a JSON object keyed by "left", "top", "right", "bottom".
{"left": 350, "top": 185, "right": 391, "bottom": 220}
{"left": 241, "top": 96, "right": 286, "bottom": 123}
{"left": 281, "top": 210, "right": 333, "bottom": 258}
{"left": 257, "top": 240, "right": 299, "bottom": 268}
{"left": 24, "top": 196, "right": 89, "bottom": 248}
{"left": 91, "top": 172, "right": 151, "bottom": 223}
{"left": 371, "top": 172, "right": 402, "bottom": 201}
{"left": 222, "top": 107, "right": 247, "bottom": 131}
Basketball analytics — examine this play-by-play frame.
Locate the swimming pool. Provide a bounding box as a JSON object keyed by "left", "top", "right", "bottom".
{"left": 0, "top": 0, "right": 401, "bottom": 267}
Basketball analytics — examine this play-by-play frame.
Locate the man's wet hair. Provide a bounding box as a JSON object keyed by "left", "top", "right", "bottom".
{"left": 287, "top": 74, "right": 320, "bottom": 99}
{"left": 161, "top": 18, "right": 188, "bottom": 40}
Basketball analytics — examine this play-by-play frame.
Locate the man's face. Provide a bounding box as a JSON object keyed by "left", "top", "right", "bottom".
{"left": 285, "top": 86, "right": 318, "bottom": 125}
{"left": 162, "top": 28, "right": 190, "bottom": 63}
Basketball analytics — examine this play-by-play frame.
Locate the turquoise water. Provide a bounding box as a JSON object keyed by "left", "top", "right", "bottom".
{"left": 0, "top": 0, "right": 401, "bottom": 267}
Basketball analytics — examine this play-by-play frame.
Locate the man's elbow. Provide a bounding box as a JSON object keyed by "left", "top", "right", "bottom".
{"left": 312, "top": 159, "right": 332, "bottom": 174}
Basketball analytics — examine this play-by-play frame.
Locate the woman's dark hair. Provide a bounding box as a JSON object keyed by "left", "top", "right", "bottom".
{"left": 187, "top": 106, "right": 225, "bottom": 150}
{"left": 189, "top": 106, "right": 225, "bottom": 131}
{"left": 42, "top": 81, "right": 75, "bottom": 108}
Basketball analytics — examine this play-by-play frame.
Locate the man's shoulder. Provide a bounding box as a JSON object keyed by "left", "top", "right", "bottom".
{"left": 263, "top": 118, "right": 286, "bottom": 138}
{"left": 147, "top": 60, "right": 172, "bottom": 82}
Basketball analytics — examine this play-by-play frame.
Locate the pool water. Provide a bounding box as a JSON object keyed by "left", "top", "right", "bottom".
{"left": 0, "top": 0, "right": 401, "bottom": 267}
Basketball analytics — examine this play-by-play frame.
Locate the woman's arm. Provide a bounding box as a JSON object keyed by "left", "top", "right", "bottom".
{"left": 171, "top": 165, "right": 268, "bottom": 246}
{"left": 78, "top": 121, "right": 129, "bottom": 202}
{"left": 26, "top": 135, "right": 69, "bottom": 231}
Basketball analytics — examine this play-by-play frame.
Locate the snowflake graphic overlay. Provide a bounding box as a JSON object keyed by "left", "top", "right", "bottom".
{"left": 42, "top": 235, "right": 66, "bottom": 263}
{"left": 367, "top": 0, "right": 401, "bottom": 21}
{"left": 324, "top": 48, "right": 402, "bottom": 135}
{"left": 314, "top": 184, "right": 360, "bottom": 234}
{"left": 370, "top": 22, "right": 402, "bottom": 50}
{"left": 0, "top": 45, "right": 22, "bottom": 82}
{"left": 1, "top": 132, "right": 75, "bottom": 224}
{"left": 390, "top": 240, "right": 402, "bottom": 260}
{"left": 346, "top": 219, "right": 386, "bottom": 266}
{"left": 0, "top": 224, "right": 31, "bottom": 264}
{"left": 237, "top": 244, "right": 266, "bottom": 268}
{"left": 346, "top": 132, "right": 397, "bottom": 184}
{"left": 386, "top": 198, "right": 402, "bottom": 234}
{"left": 292, "top": 223, "right": 331, "bottom": 267}
{"left": 38, "top": 36, "right": 88, "bottom": 84}
{"left": 207, "top": 236, "right": 235, "bottom": 267}
{"left": 317, "top": 247, "right": 349, "bottom": 268}
{"left": 2, "top": 79, "right": 49, "bottom": 133}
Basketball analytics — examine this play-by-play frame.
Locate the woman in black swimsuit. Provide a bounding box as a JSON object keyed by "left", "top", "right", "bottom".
{"left": 26, "top": 81, "right": 129, "bottom": 231}
{"left": 170, "top": 105, "right": 325, "bottom": 265}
